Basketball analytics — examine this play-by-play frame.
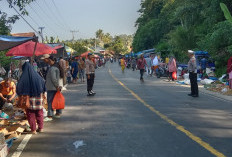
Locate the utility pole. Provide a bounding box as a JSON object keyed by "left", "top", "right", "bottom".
{"left": 70, "top": 30, "right": 79, "bottom": 42}
{"left": 38, "top": 27, "right": 45, "bottom": 43}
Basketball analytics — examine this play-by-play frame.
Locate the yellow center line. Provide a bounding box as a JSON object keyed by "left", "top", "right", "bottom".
{"left": 108, "top": 69, "right": 226, "bottom": 157}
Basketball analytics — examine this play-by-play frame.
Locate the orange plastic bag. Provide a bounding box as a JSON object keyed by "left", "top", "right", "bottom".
{"left": 52, "top": 91, "right": 65, "bottom": 110}
{"left": 172, "top": 71, "right": 177, "bottom": 80}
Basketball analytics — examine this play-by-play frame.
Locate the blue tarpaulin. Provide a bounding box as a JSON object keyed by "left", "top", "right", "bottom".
{"left": 0, "top": 35, "right": 34, "bottom": 51}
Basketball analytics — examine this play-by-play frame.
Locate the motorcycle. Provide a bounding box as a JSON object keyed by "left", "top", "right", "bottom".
{"left": 156, "top": 64, "right": 168, "bottom": 78}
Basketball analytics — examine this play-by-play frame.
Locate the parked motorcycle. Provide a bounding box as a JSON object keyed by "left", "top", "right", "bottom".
{"left": 156, "top": 65, "right": 168, "bottom": 78}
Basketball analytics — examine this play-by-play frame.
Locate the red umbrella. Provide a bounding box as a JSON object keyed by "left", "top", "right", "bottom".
{"left": 80, "top": 51, "right": 91, "bottom": 58}
{"left": 6, "top": 41, "right": 57, "bottom": 57}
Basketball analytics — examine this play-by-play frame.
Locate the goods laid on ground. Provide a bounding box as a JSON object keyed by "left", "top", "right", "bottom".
{"left": 204, "top": 83, "right": 232, "bottom": 96}
{"left": 0, "top": 96, "right": 46, "bottom": 157}
{"left": 0, "top": 106, "right": 28, "bottom": 157}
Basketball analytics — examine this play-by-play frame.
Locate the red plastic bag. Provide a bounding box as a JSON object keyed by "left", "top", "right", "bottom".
{"left": 52, "top": 91, "right": 65, "bottom": 110}
{"left": 172, "top": 71, "right": 177, "bottom": 80}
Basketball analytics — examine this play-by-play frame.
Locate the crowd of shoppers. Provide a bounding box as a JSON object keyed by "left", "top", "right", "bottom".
{"left": 0, "top": 53, "right": 98, "bottom": 134}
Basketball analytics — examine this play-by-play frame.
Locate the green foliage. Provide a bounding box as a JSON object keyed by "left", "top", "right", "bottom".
{"left": 0, "top": 0, "right": 35, "bottom": 24}
{"left": 198, "top": 21, "right": 232, "bottom": 76}
{"left": 111, "top": 36, "right": 126, "bottom": 55}
{"left": 155, "top": 40, "right": 170, "bottom": 58}
{"left": 0, "top": 14, "right": 10, "bottom": 35}
{"left": 0, "top": 0, "right": 35, "bottom": 70}
{"left": 65, "top": 41, "right": 88, "bottom": 54}
{"left": 220, "top": 3, "right": 232, "bottom": 22}
{"left": 96, "top": 29, "right": 104, "bottom": 40}
{"left": 133, "top": 0, "right": 232, "bottom": 73}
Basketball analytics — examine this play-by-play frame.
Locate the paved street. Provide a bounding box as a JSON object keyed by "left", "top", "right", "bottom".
{"left": 9, "top": 62, "right": 232, "bottom": 157}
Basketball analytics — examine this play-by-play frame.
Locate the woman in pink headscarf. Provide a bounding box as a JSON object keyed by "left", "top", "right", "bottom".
{"left": 168, "top": 55, "right": 177, "bottom": 81}
{"left": 227, "top": 57, "right": 232, "bottom": 89}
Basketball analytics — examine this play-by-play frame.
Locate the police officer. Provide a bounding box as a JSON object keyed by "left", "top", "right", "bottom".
{"left": 188, "top": 50, "right": 199, "bottom": 97}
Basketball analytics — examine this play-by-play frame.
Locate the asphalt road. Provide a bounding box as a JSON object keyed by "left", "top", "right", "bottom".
{"left": 9, "top": 62, "right": 232, "bottom": 157}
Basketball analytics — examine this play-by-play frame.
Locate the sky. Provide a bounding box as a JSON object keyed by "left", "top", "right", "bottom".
{"left": 1, "top": 0, "right": 141, "bottom": 41}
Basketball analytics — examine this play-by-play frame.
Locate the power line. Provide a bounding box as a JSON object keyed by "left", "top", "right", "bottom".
{"left": 41, "top": 0, "right": 70, "bottom": 40}
{"left": 34, "top": 1, "right": 68, "bottom": 32}
{"left": 27, "top": 14, "right": 40, "bottom": 27}
{"left": 10, "top": 5, "right": 41, "bottom": 38}
{"left": 28, "top": 4, "right": 59, "bottom": 38}
{"left": 51, "top": 0, "right": 72, "bottom": 31}
{"left": 42, "top": 0, "right": 70, "bottom": 32}
{"left": 33, "top": 1, "right": 69, "bottom": 39}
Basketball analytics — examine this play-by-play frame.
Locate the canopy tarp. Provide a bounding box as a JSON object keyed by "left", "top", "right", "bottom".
{"left": 194, "top": 51, "right": 209, "bottom": 56}
{"left": 6, "top": 41, "right": 57, "bottom": 57}
{"left": 81, "top": 51, "right": 91, "bottom": 57}
{"left": 46, "top": 43, "right": 68, "bottom": 58}
{"left": 65, "top": 46, "right": 75, "bottom": 54}
{"left": 0, "top": 35, "right": 35, "bottom": 51}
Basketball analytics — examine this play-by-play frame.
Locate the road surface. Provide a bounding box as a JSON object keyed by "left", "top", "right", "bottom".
{"left": 9, "top": 62, "right": 232, "bottom": 157}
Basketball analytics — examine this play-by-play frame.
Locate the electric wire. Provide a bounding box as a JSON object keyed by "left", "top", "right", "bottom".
{"left": 33, "top": 1, "right": 68, "bottom": 39}
{"left": 41, "top": 0, "right": 70, "bottom": 40}
{"left": 51, "top": 0, "right": 72, "bottom": 31}
{"left": 42, "top": 0, "right": 70, "bottom": 32}
{"left": 28, "top": 4, "right": 60, "bottom": 38}
{"left": 10, "top": 5, "right": 42, "bottom": 38}
{"left": 34, "top": 1, "right": 68, "bottom": 32}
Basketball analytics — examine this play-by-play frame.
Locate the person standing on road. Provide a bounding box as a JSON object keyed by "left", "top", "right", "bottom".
{"left": 86, "top": 53, "right": 96, "bottom": 96}
{"left": 120, "top": 57, "right": 126, "bottom": 73}
{"left": 152, "top": 54, "right": 159, "bottom": 76}
{"left": 145, "top": 55, "right": 152, "bottom": 76}
{"left": 168, "top": 55, "right": 177, "bottom": 81}
{"left": 71, "top": 58, "right": 79, "bottom": 84}
{"left": 187, "top": 50, "right": 199, "bottom": 97}
{"left": 41, "top": 55, "right": 63, "bottom": 120}
{"left": 227, "top": 56, "right": 232, "bottom": 89}
{"left": 16, "top": 62, "right": 46, "bottom": 134}
{"left": 137, "top": 54, "right": 147, "bottom": 81}
{"left": 59, "top": 57, "right": 67, "bottom": 85}
{"left": 131, "top": 57, "right": 137, "bottom": 71}
{"left": 78, "top": 57, "right": 86, "bottom": 83}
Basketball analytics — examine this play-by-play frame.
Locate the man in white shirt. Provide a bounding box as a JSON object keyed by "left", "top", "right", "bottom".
{"left": 151, "top": 54, "right": 159, "bottom": 76}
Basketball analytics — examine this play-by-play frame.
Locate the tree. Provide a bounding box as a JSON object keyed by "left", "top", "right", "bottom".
{"left": 0, "top": 0, "right": 35, "bottom": 25}
{"left": 220, "top": 3, "right": 232, "bottom": 22}
{"left": 95, "top": 29, "right": 104, "bottom": 41}
{"left": 133, "top": 0, "right": 232, "bottom": 73}
{"left": 111, "top": 36, "right": 126, "bottom": 55}
{"left": 0, "top": 0, "right": 35, "bottom": 69}
{"left": 0, "top": 13, "right": 10, "bottom": 35}
{"left": 65, "top": 40, "right": 88, "bottom": 54}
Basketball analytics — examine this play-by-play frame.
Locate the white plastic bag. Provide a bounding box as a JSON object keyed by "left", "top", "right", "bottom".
{"left": 43, "top": 107, "right": 47, "bottom": 117}
{"left": 184, "top": 79, "right": 190, "bottom": 85}
{"left": 184, "top": 73, "right": 189, "bottom": 80}
{"left": 201, "top": 79, "right": 214, "bottom": 85}
{"left": 221, "top": 88, "right": 228, "bottom": 93}
{"left": 219, "top": 74, "right": 227, "bottom": 82}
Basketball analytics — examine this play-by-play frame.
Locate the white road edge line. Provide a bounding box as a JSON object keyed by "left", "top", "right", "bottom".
{"left": 11, "top": 134, "right": 32, "bottom": 157}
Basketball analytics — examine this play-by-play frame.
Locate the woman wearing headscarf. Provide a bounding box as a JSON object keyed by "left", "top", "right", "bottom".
{"left": 168, "top": 55, "right": 177, "bottom": 81}
{"left": 227, "top": 57, "right": 232, "bottom": 89}
{"left": 17, "top": 62, "right": 46, "bottom": 134}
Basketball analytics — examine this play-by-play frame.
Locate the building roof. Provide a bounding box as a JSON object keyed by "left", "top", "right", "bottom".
{"left": 11, "top": 32, "right": 36, "bottom": 37}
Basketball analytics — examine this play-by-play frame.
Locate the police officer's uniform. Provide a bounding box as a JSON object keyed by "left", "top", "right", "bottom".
{"left": 188, "top": 50, "right": 199, "bottom": 97}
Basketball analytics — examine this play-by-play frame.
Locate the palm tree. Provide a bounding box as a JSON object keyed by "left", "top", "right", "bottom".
{"left": 96, "top": 29, "right": 104, "bottom": 41}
